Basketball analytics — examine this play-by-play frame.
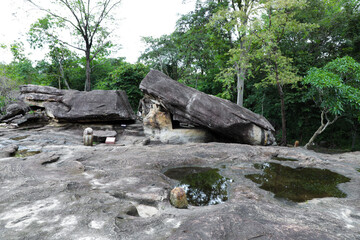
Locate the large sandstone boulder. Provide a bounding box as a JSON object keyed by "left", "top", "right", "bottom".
{"left": 18, "top": 85, "right": 136, "bottom": 123}
{"left": 140, "top": 70, "right": 275, "bottom": 146}
{"left": 44, "top": 90, "right": 136, "bottom": 122}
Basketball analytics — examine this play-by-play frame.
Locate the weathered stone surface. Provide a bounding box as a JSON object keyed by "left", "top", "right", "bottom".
{"left": 143, "top": 104, "right": 172, "bottom": 131}
{"left": 22, "top": 93, "right": 63, "bottom": 107}
{"left": 20, "top": 84, "right": 63, "bottom": 95}
{"left": 93, "top": 130, "right": 117, "bottom": 143}
{"left": 0, "top": 101, "right": 29, "bottom": 121}
{"left": 0, "top": 144, "right": 18, "bottom": 158}
{"left": 13, "top": 84, "right": 137, "bottom": 123}
{"left": 2, "top": 114, "right": 23, "bottom": 123}
{"left": 140, "top": 70, "right": 276, "bottom": 145}
{"left": 0, "top": 125, "right": 359, "bottom": 239}
{"left": 170, "top": 187, "right": 188, "bottom": 209}
{"left": 143, "top": 103, "right": 212, "bottom": 144}
{"left": 44, "top": 90, "right": 136, "bottom": 122}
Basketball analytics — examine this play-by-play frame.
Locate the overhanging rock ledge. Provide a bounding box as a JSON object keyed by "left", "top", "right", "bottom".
{"left": 140, "top": 70, "right": 276, "bottom": 145}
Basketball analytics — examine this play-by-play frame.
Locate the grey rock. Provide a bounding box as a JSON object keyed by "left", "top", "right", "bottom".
{"left": 170, "top": 187, "right": 188, "bottom": 208}
{"left": 140, "top": 70, "right": 276, "bottom": 145}
{"left": 93, "top": 130, "right": 117, "bottom": 143}
{"left": 20, "top": 84, "right": 63, "bottom": 96}
{"left": 13, "top": 112, "right": 49, "bottom": 126}
{"left": 2, "top": 114, "right": 23, "bottom": 123}
{"left": 0, "top": 101, "right": 29, "bottom": 122}
{"left": 17, "top": 85, "right": 136, "bottom": 123}
{"left": 0, "top": 126, "right": 359, "bottom": 240}
{"left": 31, "top": 152, "right": 60, "bottom": 165}
{"left": 44, "top": 90, "right": 136, "bottom": 122}
{"left": 21, "top": 93, "right": 63, "bottom": 107}
{"left": 0, "top": 144, "right": 18, "bottom": 158}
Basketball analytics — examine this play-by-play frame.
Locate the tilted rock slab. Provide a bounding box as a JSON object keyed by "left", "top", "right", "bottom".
{"left": 18, "top": 85, "right": 136, "bottom": 123}
{"left": 44, "top": 90, "right": 135, "bottom": 122}
{"left": 140, "top": 70, "right": 275, "bottom": 145}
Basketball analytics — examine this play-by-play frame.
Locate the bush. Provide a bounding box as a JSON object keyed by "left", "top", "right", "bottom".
{"left": 0, "top": 76, "right": 19, "bottom": 114}
{"left": 95, "top": 61, "right": 150, "bottom": 110}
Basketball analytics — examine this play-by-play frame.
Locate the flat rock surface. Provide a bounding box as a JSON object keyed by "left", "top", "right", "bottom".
{"left": 0, "top": 125, "right": 359, "bottom": 240}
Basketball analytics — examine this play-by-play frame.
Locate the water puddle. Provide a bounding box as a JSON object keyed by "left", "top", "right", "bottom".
{"left": 14, "top": 149, "right": 42, "bottom": 158}
{"left": 245, "top": 162, "right": 350, "bottom": 202}
{"left": 10, "top": 135, "right": 30, "bottom": 141}
{"left": 164, "top": 167, "right": 233, "bottom": 206}
{"left": 271, "top": 156, "right": 298, "bottom": 162}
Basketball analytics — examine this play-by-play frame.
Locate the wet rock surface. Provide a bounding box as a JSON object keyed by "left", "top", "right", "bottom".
{"left": 0, "top": 124, "right": 359, "bottom": 240}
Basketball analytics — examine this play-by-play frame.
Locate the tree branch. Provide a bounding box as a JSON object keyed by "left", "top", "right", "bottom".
{"left": 27, "top": 0, "right": 83, "bottom": 35}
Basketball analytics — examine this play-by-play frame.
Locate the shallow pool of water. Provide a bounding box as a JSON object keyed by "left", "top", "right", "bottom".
{"left": 164, "top": 167, "right": 232, "bottom": 206}
{"left": 271, "top": 156, "right": 298, "bottom": 162}
{"left": 245, "top": 162, "right": 350, "bottom": 202}
{"left": 10, "top": 135, "right": 30, "bottom": 141}
{"left": 14, "top": 149, "right": 42, "bottom": 158}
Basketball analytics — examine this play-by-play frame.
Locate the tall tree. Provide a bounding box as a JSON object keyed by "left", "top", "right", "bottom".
{"left": 140, "top": 1, "right": 230, "bottom": 96}
{"left": 27, "top": 0, "right": 121, "bottom": 91}
{"left": 249, "top": 0, "right": 317, "bottom": 145}
{"left": 210, "top": 0, "right": 260, "bottom": 106}
{"left": 302, "top": 56, "right": 360, "bottom": 149}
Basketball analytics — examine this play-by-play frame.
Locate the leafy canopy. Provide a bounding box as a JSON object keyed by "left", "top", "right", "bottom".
{"left": 303, "top": 56, "right": 360, "bottom": 117}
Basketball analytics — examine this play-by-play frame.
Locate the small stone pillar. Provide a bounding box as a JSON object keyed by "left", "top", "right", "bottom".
{"left": 83, "top": 128, "right": 93, "bottom": 146}
{"left": 170, "top": 187, "right": 188, "bottom": 209}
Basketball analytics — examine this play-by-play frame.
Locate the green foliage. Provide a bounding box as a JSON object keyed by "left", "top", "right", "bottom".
{"left": 1, "top": 0, "right": 359, "bottom": 150}
{"left": 303, "top": 56, "right": 360, "bottom": 116}
{"left": 0, "top": 76, "right": 19, "bottom": 114}
{"left": 27, "top": 0, "right": 121, "bottom": 90}
{"left": 1, "top": 43, "right": 39, "bottom": 85}
{"left": 209, "top": 0, "right": 259, "bottom": 104}
{"left": 95, "top": 61, "right": 150, "bottom": 110}
{"left": 302, "top": 56, "right": 360, "bottom": 148}
{"left": 140, "top": 1, "right": 231, "bottom": 96}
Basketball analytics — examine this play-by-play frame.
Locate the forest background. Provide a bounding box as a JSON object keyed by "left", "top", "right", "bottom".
{"left": 1, "top": 0, "right": 360, "bottom": 151}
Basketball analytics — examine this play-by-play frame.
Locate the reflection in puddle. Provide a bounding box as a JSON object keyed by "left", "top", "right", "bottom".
{"left": 14, "top": 149, "right": 41, "bottom": 158}
{"left": 10, "top": 135, "right": 30, "bottom": 141}
{"left": 271, "top": 156, "right": 298, "bottom": 162}
{"left": 164, "top": 167, "right": 233, "bottom": 206}
{"left": 245, "top": 162, "right": 350, "bottom": 202}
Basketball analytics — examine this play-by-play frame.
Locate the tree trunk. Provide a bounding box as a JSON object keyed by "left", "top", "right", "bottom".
{"left": 59, "top": 61, "right": 71, "bottom": 90}
{"left": 351, "top": 121, "right": 358, "bottom": 151}
{"left": 236, "top": 62, "right": 245, "bottom": 107}
{"left": 84, "top": 51, "right": 91, "bottom": 91}
{"left": 304, "top": 111, "right": 339, "bottom": 149}
{"left": 278, "top": 85, "right": 287, "bottom": 146}
{"left": 275, "top": 63, "right": 286, "bottom": 146}
{"left": 304, "top": 124, "right": 324, "bottom": 149}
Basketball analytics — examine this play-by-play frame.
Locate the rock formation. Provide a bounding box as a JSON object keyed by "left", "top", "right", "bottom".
{"left": 0, "top": 125, "right": 358, "bottom": 239}
{"left": 170, "top": 187, "right": 188, "bottom": 209}
{"left": 141, "top": 101, "right": 213, "bottom": 144}
{"left": 140, "top": 70, "right": 276, "bottom": 145}
{"left": 1, "top": 85, "right": 136, "bottom": 126}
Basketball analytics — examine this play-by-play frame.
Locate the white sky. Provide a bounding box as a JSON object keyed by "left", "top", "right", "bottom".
{"left": 0, "top": 0, "right": 197, "bottom": 64}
